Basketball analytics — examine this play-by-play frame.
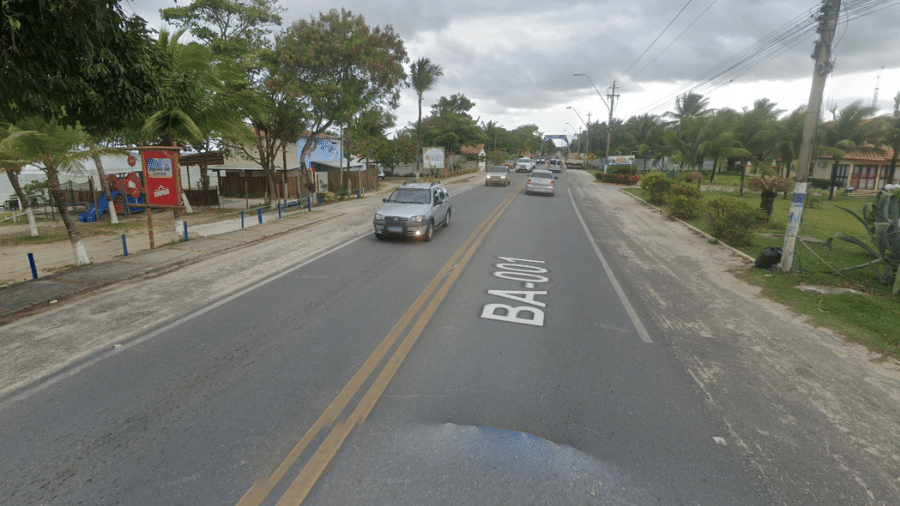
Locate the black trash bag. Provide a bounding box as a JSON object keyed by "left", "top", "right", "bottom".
{"left": 754, "top": 247, "right": 783, "bottom": 269}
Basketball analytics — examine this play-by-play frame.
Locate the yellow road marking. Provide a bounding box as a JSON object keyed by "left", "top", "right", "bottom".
{"left": 238, "top": 182, "right": 523, "bottom": 506}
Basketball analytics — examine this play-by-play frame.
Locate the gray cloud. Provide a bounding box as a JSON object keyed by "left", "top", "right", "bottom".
{"left": 127, "top": 0, "right": 900, "bottom": 134}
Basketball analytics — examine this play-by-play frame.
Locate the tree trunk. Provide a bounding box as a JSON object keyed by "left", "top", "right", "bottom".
{"left": 760, "top": 189, "right": 777, "bottom": 216}
{"left": 415, "top": 93, "right": 423, "bottom": 182}
{"left": 46, "top": 168, "right": 90, "bottom": 266}
{"left": 6, "top": 170, "right": 39, "bottom": 237}
{"left": 828, "top": 159, "right": 839, "bottom": 201}
{"left": 91, "top": 152, "right": 118, "bottom": 224}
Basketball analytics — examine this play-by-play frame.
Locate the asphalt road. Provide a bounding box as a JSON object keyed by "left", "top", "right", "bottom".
{"left": 1, "top": 167, "right": 898, "bottom": 505}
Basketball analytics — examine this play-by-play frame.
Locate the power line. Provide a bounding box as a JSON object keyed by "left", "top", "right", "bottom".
{"left": 618, "top": 1, "right": 694, "bottom": 79}
{"left": 632, "top": 0, "right": 900, "bottom": 117}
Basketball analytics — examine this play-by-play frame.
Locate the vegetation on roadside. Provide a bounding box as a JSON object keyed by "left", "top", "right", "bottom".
{"left": 625, "top": 174, "right": 900, "bottom": 359}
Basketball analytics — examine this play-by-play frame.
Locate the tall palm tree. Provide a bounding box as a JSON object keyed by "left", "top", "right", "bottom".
{"left": 409, "top": 57, "right": 443, "bottom": 181}
{"left": 664, "top": 92, "right": 711, "bottom": 125}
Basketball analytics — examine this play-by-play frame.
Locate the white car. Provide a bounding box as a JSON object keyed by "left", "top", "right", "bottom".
{"left": 526, "top": 170, "right": 556, "bottom": 196}
{"left": 515, "top": 157, "right": 535, "bottom": 172}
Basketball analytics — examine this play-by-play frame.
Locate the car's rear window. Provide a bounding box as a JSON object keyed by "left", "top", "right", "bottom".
{"left": 531, "top": 171, "right": 552, "bottom": 179}
{"left": 388, "top": 188, "right": 431, "bottom": 204}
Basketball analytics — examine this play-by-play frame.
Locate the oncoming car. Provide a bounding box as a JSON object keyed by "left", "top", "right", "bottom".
{"left": 526, "top": 170, "right": 556, "bottom": 196}
{"left": 373, "top": 181, "right": 451, "bottom": 241}
{"left": 485, "top": 166, "right": 511, "bottom": 186}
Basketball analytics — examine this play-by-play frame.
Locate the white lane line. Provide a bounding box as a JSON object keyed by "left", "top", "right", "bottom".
{"left": 0, "top": 233, "right": 372, "bottom": 411}
{"left": 568, "top": 188, "right": 653, "bottom": 344}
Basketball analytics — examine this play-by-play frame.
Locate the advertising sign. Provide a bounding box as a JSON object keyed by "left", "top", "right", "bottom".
{"left": 141, "top": 149, "right": 181, "bottom": 207}
{"left": 423, "top": 147, "right": 445, "bottom": 170}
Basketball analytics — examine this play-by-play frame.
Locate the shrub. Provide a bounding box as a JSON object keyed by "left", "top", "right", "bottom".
{"left": 640, "top": 171, "right": 670, "bottom": 205}
{"left": 829, "top": 190, "right": 900, "bottom": 293}
{"left": 609, "top": 164, "right": 637, "bottom": 175}
{"left": 596, "top": 172, "right": 640, "bottom": 185}
{"left": 681, "top": 171, "right": 704, "bottom": 184}
{"left": 702, "top": 197, "right": 766, "bottom": 245}
{"left": 667, "top": 181, "right": 704, "bottom": 220}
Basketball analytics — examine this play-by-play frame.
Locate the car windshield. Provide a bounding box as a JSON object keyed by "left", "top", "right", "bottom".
{"left": 387, "top": 188, "right": 431, "bottom": 204}
{"left": 489, "top": 167, "right": 507, "bottom": 173}
{"left": 531, "top": 171, "right": 552, "bottom": 179}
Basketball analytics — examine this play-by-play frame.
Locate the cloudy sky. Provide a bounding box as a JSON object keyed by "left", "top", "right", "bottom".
{"left": 124, "top": 0, "right": 900, "bottom": 147}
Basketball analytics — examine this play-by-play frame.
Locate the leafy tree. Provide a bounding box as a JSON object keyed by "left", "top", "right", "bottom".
{"left": 162, "top": 0, "right": 285, "bottom": 194}
{"left": 0, "top": 0, "right": 166, "bottom": 133}
{"left": 160, "top": 0, "right": 284, "bottom": 66}
{"left": 409, "top": 57, "right": 445, "bottom": 179}
{"left": 747, "top": 175, "right": 796, "bottom": 217}
{"left": 421, "top": 94, "right": 486, "bottom": 169}
{"left": 699, "top": 109, "right": 751, "bottom": 183}
{"left": 272, "top": 8, "right": 408, "bottom": 188}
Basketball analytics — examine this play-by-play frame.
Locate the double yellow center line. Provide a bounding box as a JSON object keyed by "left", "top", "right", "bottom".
{"left": 237, "top": 183, "right": 523, "bottom": 506}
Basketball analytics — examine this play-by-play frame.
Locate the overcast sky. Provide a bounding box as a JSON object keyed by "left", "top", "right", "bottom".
{"left": 124, "top": 0, "right": 900, "bottom": 148}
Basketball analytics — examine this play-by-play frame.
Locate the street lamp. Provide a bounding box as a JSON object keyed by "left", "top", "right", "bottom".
{"left": 573, "top": 72, "right": 616, "bottom": 173}
{"left": 566, "top": 106, "right": 590, "bottom": 161}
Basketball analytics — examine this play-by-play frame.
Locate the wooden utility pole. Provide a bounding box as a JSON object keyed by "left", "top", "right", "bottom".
{"left": 780, "top": 0, "right": 842, "bottom": 272}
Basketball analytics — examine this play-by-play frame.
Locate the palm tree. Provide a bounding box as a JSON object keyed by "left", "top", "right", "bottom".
{"left": 11, "top": 118, "right": 123, "bottom": 266}
{"left": 664, "top": 92, "right": 711, "bottom": 124}
{"left": 820, "top": 101, "right": 879, "bottom": 200}
{"left": 0, "top": 126, "right": 39, "bottom": 236}
{"left": 409, "top": 57, "right": 443, "bottom": 181}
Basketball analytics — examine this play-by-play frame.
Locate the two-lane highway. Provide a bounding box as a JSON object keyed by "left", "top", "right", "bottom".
{"left": 0, "top": 167, "right": 856, "bottom": 505}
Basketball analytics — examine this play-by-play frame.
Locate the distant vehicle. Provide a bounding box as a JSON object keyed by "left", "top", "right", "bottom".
{"left": 549, "top": 159, "right": 562, "bottom": 173}
{"left": 503, "top": 159, "right": 517, "bottom": 169}
{"left": 378, "top": 168, "right": 385, "bottom": 180}
{"left": 526, "top": 170, "right": 556, "bottom": 196}
{"left": 536, "top": 157, "right": 546, "bottom": 164}
{"left": 485, "top": 166, "right": 511, "bottom": 186}
{"left": 373, "top": 181, "right": 451, "bottom": 241}
{"left": 515, "top": 157, "right": 535, "bottom": 173}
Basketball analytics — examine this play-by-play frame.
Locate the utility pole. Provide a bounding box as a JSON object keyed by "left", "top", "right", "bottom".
{"left": 605, "top": 80, "right": 618, "bottom": 174}
{"left": 586, "top": 112, "right": 592, "bottom": 161}
{"left": 780, "top": 0, "right": 842, "bottom": 272}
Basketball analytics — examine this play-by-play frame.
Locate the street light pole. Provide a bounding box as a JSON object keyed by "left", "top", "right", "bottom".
{"left": 574, "top": 72, "right": 616, "bottom": 173}
{"left": 566, "top": 106, "right": 589, "bottom": 161}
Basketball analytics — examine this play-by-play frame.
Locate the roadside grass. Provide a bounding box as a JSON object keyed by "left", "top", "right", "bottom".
{"left": 622, "top": 183, "right": 900, "bottom": 359}
{"left": 0, "top": 207, "right": 240, "bottom": 246}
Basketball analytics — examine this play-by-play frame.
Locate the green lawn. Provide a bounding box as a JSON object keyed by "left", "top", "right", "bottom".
{"left": 623, "top": 183, "right": 900, "bottom": 359}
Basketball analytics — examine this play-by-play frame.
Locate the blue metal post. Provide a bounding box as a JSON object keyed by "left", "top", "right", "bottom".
{"left": 278, "top": 202, "right": 282, "bottom": 219}
{"left": 357, "top": 188, "right": 360, "bottom": 198}
{"left": 308, "top": 196, "right": 312, "bottom": 211}
{"left": 122, "top": 234, "right": 128, "bottom": 256}
{"left": 317, "top": 194, "right": 322, "bottom": 206}
{"left": 257, "top": 207, "right": 263, "bottom": 224}
{"left": 241, "top": 210, "right": 245, "bottom": 228}
{"left": 27, "top": 253, "right": 37, "bottom": 279}
{"left": 183, "top": 221, "right": 189, "bottom": 242}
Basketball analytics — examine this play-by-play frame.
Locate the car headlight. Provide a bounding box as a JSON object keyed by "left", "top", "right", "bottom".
{"left": 374, "top": 213, "right": 383, "bottom": 220}
{"left": 411, "top": 215, "right": 425, "bottom": 223}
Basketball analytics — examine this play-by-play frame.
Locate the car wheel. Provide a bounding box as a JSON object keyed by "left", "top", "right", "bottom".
{"left": 443, "top": 209, "right": 451, "bottom": 227}
{"left": 423, "top": 221, "right": 434, "bottom": 242}
{"left": 375, "top": 232, "right": 385, "bottom": 240}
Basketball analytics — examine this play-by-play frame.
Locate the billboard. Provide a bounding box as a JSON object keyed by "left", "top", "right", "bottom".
{"left": 297, "top": 137, "right": 341, "bottom": 169}
{"left": 423, "top": 147, "right": 445, "bottom": 170}
{"left": 141, "top": 149, "right": 181, "bottom": 207}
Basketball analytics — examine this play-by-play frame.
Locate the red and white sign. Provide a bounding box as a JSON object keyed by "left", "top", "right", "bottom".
{"left": 141, "top": 149, "right": 181, "bottom": 207}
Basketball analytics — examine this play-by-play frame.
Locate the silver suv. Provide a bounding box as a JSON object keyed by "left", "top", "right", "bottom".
{"left": 373, "top": 181, "right": 451, "bottom": 241}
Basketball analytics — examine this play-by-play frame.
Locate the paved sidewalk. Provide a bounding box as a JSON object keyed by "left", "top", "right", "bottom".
{"left": 0, "top": 174, "right": 478, "bottom": 324}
